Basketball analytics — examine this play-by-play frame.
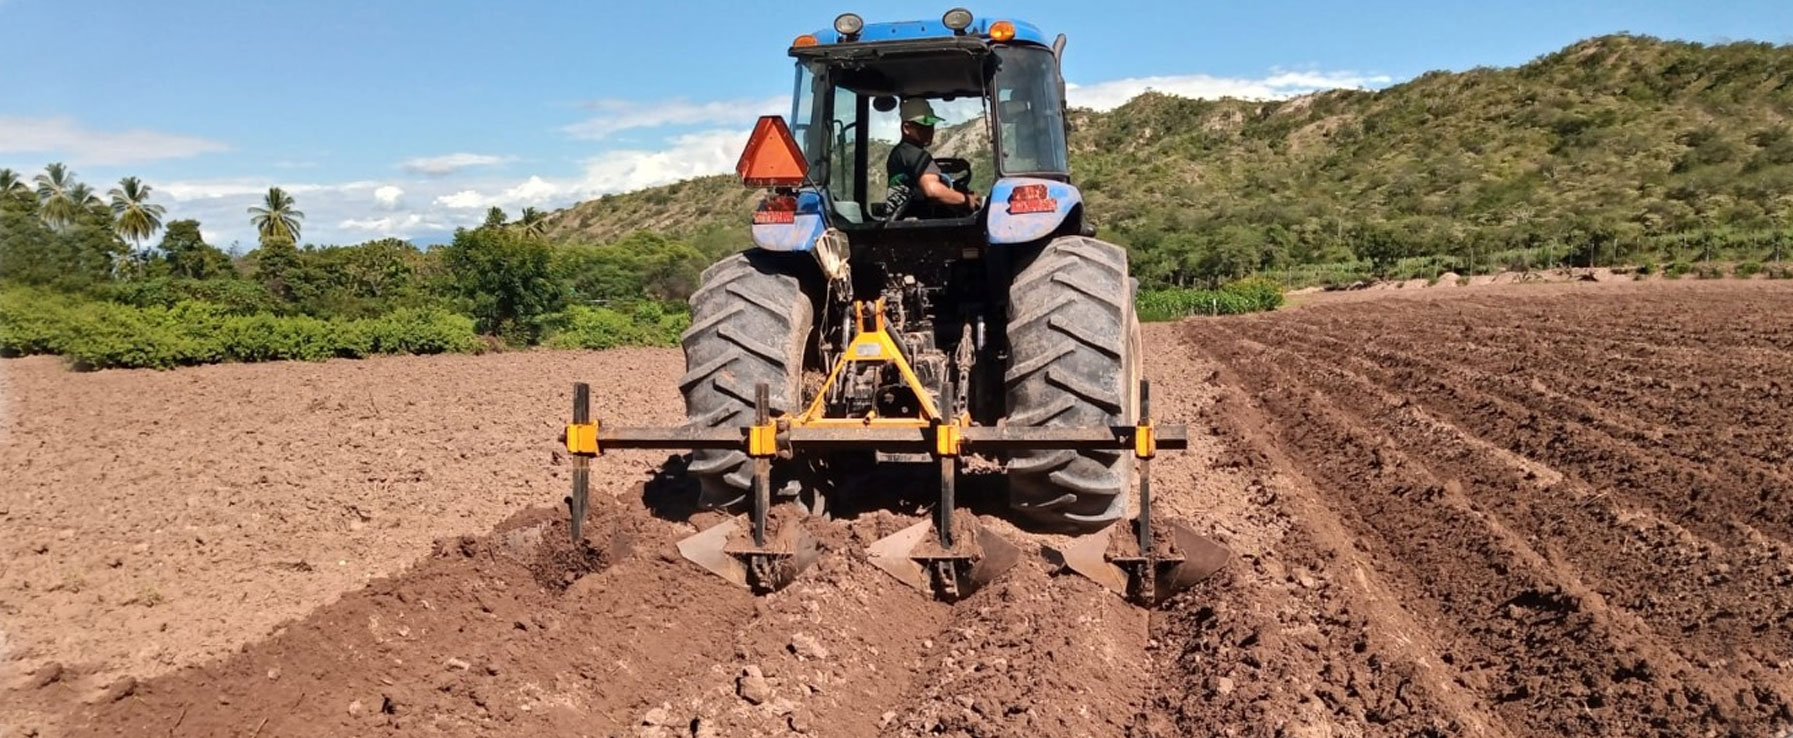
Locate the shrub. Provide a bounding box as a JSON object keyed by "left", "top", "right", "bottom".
{"left": 1220, "top": 277, "right": 1285, "bottom": 311}
{"left": 360, "top": 308, "right": 482, "bottom": 355}
{"left": 98, "top": 278, "right": 278, "bottom": 314}
{"left": 1663, "top": 261, "right": 1693, "bottom": 279}
{"left": 1694, "top": 264, "right": 1724, "bottom": 279}
{"left": 1136, "top": 278, "right": 1284, "bottom": 322}
{"left": 543, "top": 302, "right": 686, "bottom": 350}
{"left": 0, "top": 289, "right": 482, "bottom": 369}
{"left": 1735, "top": 261, "right": 1763, "bottom": 277}
{"left": 0, "top": 288, "right": 75, "bottom": 356}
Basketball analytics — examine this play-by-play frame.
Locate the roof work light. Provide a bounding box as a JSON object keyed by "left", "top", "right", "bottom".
{"left": 942, "top": 8, "right": 974, "bottom": 32}
{"left": 834, "top": 13, "right": 864, "bottom": 37}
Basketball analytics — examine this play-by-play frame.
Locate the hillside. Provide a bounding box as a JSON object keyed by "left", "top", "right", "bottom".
{"left": 539, "top": 35, "right": 1793, "bottom": 284}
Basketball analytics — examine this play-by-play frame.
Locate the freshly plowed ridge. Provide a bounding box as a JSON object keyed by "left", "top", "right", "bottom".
{"left": 3, "top": 279, "right": 1790, "bottom": 737}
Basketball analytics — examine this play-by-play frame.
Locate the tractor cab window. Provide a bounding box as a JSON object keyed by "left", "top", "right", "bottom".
{"left": 993, "top": 47, "right": 1068, "bottom": 177}
{"left": 790, "top": 61, "right": 826, "bottom": 173}
{"left": 826, "top": 84, "right": 863, "bottom": 220}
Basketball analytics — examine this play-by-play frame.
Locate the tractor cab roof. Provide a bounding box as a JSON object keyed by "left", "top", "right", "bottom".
{"left": 789, "top": 14, "right": 1055, "bottom": 98}
{"left": 792, "top": 15, "right": 1050, "bottom": 53}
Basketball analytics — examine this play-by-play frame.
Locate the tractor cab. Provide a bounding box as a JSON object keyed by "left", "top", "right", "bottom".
{"left": 742, "top": 11, "right": 1085, "bottom": 260}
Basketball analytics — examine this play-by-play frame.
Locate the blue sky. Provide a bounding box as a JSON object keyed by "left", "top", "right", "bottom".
{"left": 2, "top": 0, "right": 1789, "bottom": 248}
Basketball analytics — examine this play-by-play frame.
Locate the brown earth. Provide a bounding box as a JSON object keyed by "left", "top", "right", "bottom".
{"left": 3, "top": 279, "right": 1791, "bottom": 737}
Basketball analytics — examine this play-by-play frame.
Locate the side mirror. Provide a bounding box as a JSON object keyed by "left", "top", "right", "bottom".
{"left": 1052, "top": 34, "right": 1066, "bottom": 62}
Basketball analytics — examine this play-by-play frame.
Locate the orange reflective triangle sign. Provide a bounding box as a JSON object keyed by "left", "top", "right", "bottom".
{"left": 737, "top": 116, "right": 808, "bottom": 187}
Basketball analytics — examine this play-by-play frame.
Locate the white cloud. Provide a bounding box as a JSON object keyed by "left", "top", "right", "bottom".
{"left": 398, "top": 153, "right": 515, "bottom": 176}
{"left": 563, "top": 97, "right": 784, "bottom": 140}
{"left": 374, "top": 185, "right": 404, "bottom": 209}
{"left": 435, "top": 189, "right": 487, "bottom": 210}
{"left": 575, "top": 130, "right": 745, "bottom": 193}
{"left": 337, "top": 213, "right": 451, "bottom": 237}
{"left": 157, "top": 179, "right": 381, "bottom": 201}
{"left": 1066, "top": 70, "right": 1391, "bottom": 111}
{"left": 431, "top": 129, "right": 748, "bottom": 212}
{"left": 0, "top": 116, "right": 229, "bottom": 166}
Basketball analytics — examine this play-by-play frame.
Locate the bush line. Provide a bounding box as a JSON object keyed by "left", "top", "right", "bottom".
{"left": 1137, "top": 277, "right": 1285, "bottom": 322}
{"left": 0, "top": 289, "right": 687, "bottom": 370}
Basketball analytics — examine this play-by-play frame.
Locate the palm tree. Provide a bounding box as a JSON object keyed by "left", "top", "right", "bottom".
{"left": 0, "top": 168, "right": 28, "bottom": 198}
{"left": 248, "top": 187, "right": 304, "bottom": 243}
{"left": 109, "top": 176, "right": 167, "bottom": 248}
{"left": 34, "top": 162, "right": 82, "bottom": 229}
{"left": 519, "top": 207, "right": 547, "bottom": 237}
{"left": 68, "top": 183, "right": 108, "bottom": 217}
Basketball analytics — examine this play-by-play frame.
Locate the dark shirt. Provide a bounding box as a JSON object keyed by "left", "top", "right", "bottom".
{"left": 886, "top": 140, "right": 945, "bottom": 218}
{"left": 887, "top": 140, "right": 942, "bottom": 190}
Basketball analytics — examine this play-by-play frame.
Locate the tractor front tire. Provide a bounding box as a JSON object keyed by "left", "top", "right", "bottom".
{"left": 680, "top": 251, "right": 814, "bottom": 510}
{"left": 1004, "top": 236, "right": 1140, "bottom": 533}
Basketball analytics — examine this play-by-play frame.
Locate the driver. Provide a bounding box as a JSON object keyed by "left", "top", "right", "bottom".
{"left": 886, "top": 98, "right": 980, "bottom": 217}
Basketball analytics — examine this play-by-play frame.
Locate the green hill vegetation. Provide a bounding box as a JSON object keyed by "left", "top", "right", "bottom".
{"left": 541, "top": 34, "right": 1793, "bottom": 285}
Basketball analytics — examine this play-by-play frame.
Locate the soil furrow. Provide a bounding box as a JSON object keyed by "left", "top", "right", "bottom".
{"left": 1235, "top": 326, "right": 1793, "bottom": 705}
{"left": 1197, "top": 324, "right": 1760, "bottom": 736}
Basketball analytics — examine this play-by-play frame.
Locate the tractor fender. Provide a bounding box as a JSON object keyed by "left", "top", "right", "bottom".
{"left": 750, "top": 190, "right": 825, "bottom": 252}
{"left": 985, "top": 177, "right": 1082, "bottom": 245}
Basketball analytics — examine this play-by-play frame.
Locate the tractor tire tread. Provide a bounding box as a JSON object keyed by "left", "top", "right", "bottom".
{"left": 1004, "top": 236, "right": 1138, "bottom": 533}
{"left": 680, "top": 251, "right": 813, "bottom": 510}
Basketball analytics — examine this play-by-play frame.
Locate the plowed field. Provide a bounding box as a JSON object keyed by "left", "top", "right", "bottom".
{"left": 3, "top": 280, "right": 1790, "bottom": 737}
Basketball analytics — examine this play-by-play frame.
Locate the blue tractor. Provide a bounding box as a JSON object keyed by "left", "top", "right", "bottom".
{"left": 563, "top": 10, "right": 1226, "bottom": 605}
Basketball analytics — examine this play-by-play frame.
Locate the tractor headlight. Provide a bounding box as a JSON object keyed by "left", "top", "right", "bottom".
{"left": 942, "top": 8, "right": 974, "bottom": 32}
{"left": 834, "top": 13, "right": 864, "bottom": 37}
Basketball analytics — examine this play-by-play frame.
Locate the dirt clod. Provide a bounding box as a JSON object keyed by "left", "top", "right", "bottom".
{"left": 737, "top": 665, "right": 772, "bottom": 705}
{"left": 787, "top": 633, "right": 828, "bottom": 660}
{"left": 23, "top": 662, "right": 64, "bottom": 690}
{"left": 87, "top": 677, "right": 135, "bottom": 704}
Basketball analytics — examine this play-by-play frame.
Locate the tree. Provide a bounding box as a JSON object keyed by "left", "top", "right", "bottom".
{"left": 252, "top": 236, "right": 302, "bottom": 304}
{"left": 1354, "top": 222, "right": 1419, "bottom": 277}
{"left": 0, "top": 187, "right": 126, "bottom": 288}
{"left": 109, "top": 176, "right": 167, "bottom": 249}
{"left": 483, "top": 206, "right": 508, "bottom": 229}
{"left": 438, "top": 226, "right": 564, "bottom": 343}
{"left": 518, "top": 207, "right": 547, "bottom": 237}
{"left": 33, "top": 162, "right": 83, "bottom": 230}
{"left": 158, "top": 219, "right": 234, "bottom": 279}
{"left": 248, "top": 187, "right": 304, "bottom": 243}
{"left": 0, "top": 168, "right": 27, "bottom": 199}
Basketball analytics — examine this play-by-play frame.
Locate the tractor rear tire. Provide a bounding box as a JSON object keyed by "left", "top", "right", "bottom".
{"left": 680, "top": 251, "right": 814, "bottom": 510}
{"left": 1004, "top": 236, "right": 1140, "bottom": 533}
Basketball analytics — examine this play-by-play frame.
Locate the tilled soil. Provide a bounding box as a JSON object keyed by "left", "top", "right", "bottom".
{"left": 4, "top": 279, "right": 1791, "bottom": 737}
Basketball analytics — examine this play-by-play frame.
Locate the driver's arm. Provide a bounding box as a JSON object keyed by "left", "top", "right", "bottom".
{"left": 918, "top": 172, "right": 979, "bottom": 210}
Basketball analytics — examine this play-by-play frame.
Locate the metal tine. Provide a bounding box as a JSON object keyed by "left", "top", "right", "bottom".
{"left": 569, "top": 382, "right": 591, "bottom": 544}
{"left": 752, "top": 382, "right": 771, "bottom": 548}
